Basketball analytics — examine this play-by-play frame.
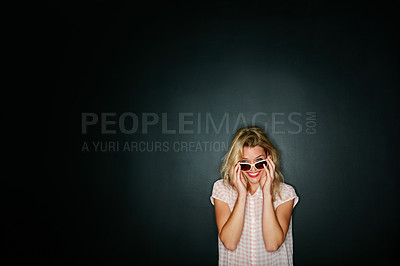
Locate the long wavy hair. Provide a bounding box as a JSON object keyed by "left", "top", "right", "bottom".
{"left": 219, "top": 125, "right": 284, "bottom": 202}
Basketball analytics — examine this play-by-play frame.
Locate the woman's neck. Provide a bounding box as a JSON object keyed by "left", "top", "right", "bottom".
{"left": 249, "top": 183, "right": 260, "bottom": 195}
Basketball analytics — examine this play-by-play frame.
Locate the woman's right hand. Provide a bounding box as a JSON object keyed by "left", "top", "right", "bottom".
{"left": 233, "top": 162, "right": 248, "bottom": 196}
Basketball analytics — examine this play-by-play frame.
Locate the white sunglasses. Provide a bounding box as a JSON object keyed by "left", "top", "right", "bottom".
{"left": 239, "top": 159, "right": 268, "bottom": 172}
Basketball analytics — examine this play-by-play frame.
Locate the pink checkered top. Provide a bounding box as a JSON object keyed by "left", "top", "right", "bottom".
{"left": 210, "top": 179, "right": 299, "bottom": 265}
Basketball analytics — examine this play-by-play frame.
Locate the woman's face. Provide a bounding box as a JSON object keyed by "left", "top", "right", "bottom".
{"left": 241, "top": 145, "right": 267, "bottom": 185}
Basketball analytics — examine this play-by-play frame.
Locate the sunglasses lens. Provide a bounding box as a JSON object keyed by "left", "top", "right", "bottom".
{"left": 240, "top": 164, "right": 251, "bottom": 171}
{"left": 255, "top": 161, "right": 267, "bottom": 169}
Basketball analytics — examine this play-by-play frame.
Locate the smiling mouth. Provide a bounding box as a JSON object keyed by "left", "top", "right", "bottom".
{"left": 247, "top": 171, "right": 260, "bottom": 178}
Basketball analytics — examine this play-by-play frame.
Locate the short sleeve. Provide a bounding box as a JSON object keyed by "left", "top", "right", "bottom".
{"left": 210, "top": 179, "right": 230, "bottom": 207}
{"left": 274, "top": 183, "right": 299, "bottom": 210}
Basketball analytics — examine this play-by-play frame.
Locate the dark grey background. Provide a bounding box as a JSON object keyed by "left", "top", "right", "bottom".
{"left": 12, "top": 1, "right": 400, "bottom": 265}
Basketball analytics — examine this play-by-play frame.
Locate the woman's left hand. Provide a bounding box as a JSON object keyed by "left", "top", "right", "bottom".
{"left": 260, "top": 155, "right": 276, "bottom": 196}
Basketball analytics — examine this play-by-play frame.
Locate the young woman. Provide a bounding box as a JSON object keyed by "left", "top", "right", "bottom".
{"left": 210, "top": 126, "right": 299, "bottom": 265}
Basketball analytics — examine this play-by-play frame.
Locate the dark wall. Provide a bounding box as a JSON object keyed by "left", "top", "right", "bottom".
{"left": 15, "top": 1, "right": 400, "bottom": 265}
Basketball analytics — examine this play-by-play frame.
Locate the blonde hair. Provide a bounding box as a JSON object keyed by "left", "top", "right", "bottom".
{"left": 219, "top": 125, "right": 284, "bottom": 202}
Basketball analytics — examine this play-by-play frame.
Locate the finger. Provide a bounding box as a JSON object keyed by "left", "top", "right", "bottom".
{"left": 264, "top": 165, "right": 271, "bottom": 178}
{"left": 266, "top": 161, "right": 275, "bottom": 181}
{"left": 266, "top": 160, "right": 274, "bottom": 175}
{"left": 238, "top": 172, "right": 243, "bottom": 187}
{"left": 265, "top": 158, "right": 271, "bottom": 170}
{"left": 235, "top": 165, "right": 240, "bottom": 182}
{"left": 268, "top": 159, "right": 275, "bottom": 173}
{"left": 268, "top": 156, "right": 275, "bottom": 168}
{"left": 236, "top": 161, "right": 240, "bottom": 170}
{"left": 260, "top": 172, "right": 266, "bottom": 186}
{"left": 233, "top": 164, "right": 239, "bottom": 183}
{"left": 240, "top": 174, "right": 247, "bottom": 188}
{"left": 262, "top": 164, "right": 268, "bottom": 178}
{"left": 236, "top": 164, "right": 242, "bottom": 182}
{"left": 236, "top": 163, "right": 241, "bottom": 175}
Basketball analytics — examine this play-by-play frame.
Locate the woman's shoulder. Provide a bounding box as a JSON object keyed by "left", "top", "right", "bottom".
{"left": 210, "top": 179, "right": 236, "bottom": 210}
{"left": 276, "top": 182, "right": 298, "bottom": 201}
{"left": 275, "top": 182, "right": 299, "bottom": 208}
{"left": 279, "top": 182, "right": 296, "bottom": 192}
{"left": 212, "top": 179, "right": 234, "bottom": 192}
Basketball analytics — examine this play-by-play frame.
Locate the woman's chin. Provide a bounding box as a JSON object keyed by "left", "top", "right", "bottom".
{"left": 246, "top": 176, "right": 261, "bottom": 184}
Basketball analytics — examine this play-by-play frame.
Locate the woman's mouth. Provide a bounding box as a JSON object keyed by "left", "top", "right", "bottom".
{"left": 247, "top": 171, "right": 260, "bottom": 178}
